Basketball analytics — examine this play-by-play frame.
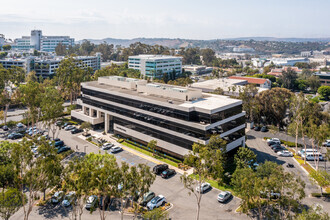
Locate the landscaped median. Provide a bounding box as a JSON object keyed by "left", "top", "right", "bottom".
{"left": 118, "top": 139, "right": 182, "bottom": 168}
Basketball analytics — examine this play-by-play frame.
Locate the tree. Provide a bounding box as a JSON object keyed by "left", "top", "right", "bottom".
{"left": 143, "top": 207, "right": 169, "bottom": 220}
{"left": 213, "top": 87, "right": 224, "bottom": 95}
{"left": 307, "top": 75, "right": 321, "bottom": 92}
{"left": 234, "top": 147, "right": 257, "bottom": 169}
{"left": 280, "top": 68, "right": 298, "bottom": 90}
{"left": 147, "top": 140, "right": 157, "bottom": 157}
{"left": 80, "top": 122, "right": 92, "bottom": 136}
{"left": 2, "top": 45, "right": 11, "bottom": 51}
{"left": 309, "top": 170, "right": 330, "bottom": 196}
{"left": 0, "top": 188, "right": 24, "bottom": 220}
{"left": 41, "top": 86, "right": 64, "bottom": 138}
{"left": 55, "top": 42, "right": 67, "bottom": 56}
{"left": 181, "top": 137, "right": 226, "bottom": 220}
{"left": 296, "top": 205, "right": 330, "bottom": 220}
{"left": 317, "top": 86, "right": 330, "bottom": 100}
{"left": 238, "top": 84, "right": 259, "bottom": 122}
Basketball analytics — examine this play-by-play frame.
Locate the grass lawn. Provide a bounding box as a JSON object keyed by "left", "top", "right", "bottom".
{"left": 121, "top": 141, "right": 179, "bottom": 167}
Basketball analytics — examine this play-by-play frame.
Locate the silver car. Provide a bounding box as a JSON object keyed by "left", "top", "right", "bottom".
{"left": 196, "top": 183, "right": 211, "bottom": 193}
{"left": 217, "top": 191, "right": 232, "bottom": 203}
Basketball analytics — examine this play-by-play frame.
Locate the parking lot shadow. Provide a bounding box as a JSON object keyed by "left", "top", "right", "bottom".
{"left": 37, "top": 202, "right": 69, "bottom": 219}
{"left": 250, "top": 148, "right": 286, "bottom": 165}
{"left": 246, "top": 135, "right": 256, "bottom": 140}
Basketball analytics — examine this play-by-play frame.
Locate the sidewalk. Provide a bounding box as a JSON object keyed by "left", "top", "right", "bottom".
{"left": 79, "top": 130, "right": 194, "bottom": 175}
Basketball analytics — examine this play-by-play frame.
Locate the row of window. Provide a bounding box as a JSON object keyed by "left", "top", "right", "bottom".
{"left": 81, "top": 96, "right": 245, "bottom": 140}
{"left": 81, "top": 87, "right": 243, "bottom": 124}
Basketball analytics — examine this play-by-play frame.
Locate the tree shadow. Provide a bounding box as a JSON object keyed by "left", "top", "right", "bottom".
{"left": 250, "top": 147, "right": 286, "bottom": 165}
{"left": 37, "top": 202, "right": 69, "bottom": 219}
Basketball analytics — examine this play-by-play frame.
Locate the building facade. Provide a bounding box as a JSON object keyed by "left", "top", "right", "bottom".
{"left": 0, "top": 53, "right": 101, "bottom": 78}
{"left": 11, "top": 30, "right": 74, "bottom": 52}
{"left": 128, "top": 55, "right": 182, "bottom": 78}
{"left": 315, "top": 72, "right": 330, "bottom": 86}
{"left": 71, "top": 76, "right": 246, "bottom": 159}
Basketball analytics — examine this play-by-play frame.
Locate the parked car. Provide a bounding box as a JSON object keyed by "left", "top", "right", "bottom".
{"left": 147, "top": 195, "right": 166, "bottom": 210}
{"left": 254, "top": 126, "right": 261, "bottom": 131}
{"left": 64, "top": 125, "right": 75, "bottom": 131}
{"left": 71, "top": 128, "right": 83, "bottom": 134}
{"left": 61, "top": 122, "right": 72, "bottom": 129}
{"left": 51, "top": 191, "right": 64, "bottom": 204}
{"left": 140, "top": 191, "right": 155, "bottom": 207}
{"left": 273, "top": 146, "right": 286, "bottom": 153}
{"left": 298, "top": 149, "right": 318, "bottom": 156}
{"left": 57, "top": 146, "right": 71, "bottom": 154}
{"left": 302, "top": 152, "right": 323, "bottom": 161}
{"left": 269, "top": 143, "right": 281, "bottom": 148}
{"left": 260, "top": 126, "right": 268, "bottom": 132}
{"left": 53, "top": 140, "right": 64, "bottom": 148}
{"left": 322, "top": 140, "right": 330, "bottom": 147}
{"left": 17, "top": 123, "right": 24, "bottom": 128}
{"left": 85, "top": 195, "right": 98, "bottom": 210}
{"left": 62, "top": 192, "right": 76, "bottom": 207}
{"left": 160, "top": 169, "right": 176, "bottom": 179}
{"left": 196, "top": 183, "right": 211, "bottom": 193}
{"left": 267, "top": 138, "right": 281, "bottom": 145}
{"left": 260, "top": 191, "right": 281, "bottom": 199}
{"left": 2, "top": 125, "right": 8, "bottom": 131}
{"left": 286, "top": 163, "right": 294, "bottom": 168}
{"left": 277, "top": 150, "right": 293, "bottom": 157}
{"left": 99, "top": 195, "right": 111, "bottom": 210}
{"left": 102, "top": 143, "right": 113, "bottom": 150}
{"left": 110, "top": 146, "right": 122, "bottom": 153}
{"left": 217, "top": 191, "right": 232, "bottom": 203}
{"left": 153, "top": 164, "right": 169, "bottom": 175}
{"left": 8, "top": 133, "right": 23, "bottom": 140}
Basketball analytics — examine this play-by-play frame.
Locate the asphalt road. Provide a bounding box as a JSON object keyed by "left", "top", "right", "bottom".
{"left": 10, "top": 127, "right": 245, "bottom": 220}
{"left": 246, "top": 130, "right": 330, "bottom": 214}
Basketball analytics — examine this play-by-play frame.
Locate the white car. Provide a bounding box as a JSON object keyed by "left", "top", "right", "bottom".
{"left": 64, "top": 125, "right": 75, "bottom": 131}
{"left": 102, "top": 143, "right": 113, "bottom": 150}
{"left": 277, "top": 150, "right": 293, "bottom": 157}
{"left": 267, "top": 138, "right": 281, "bottom": 145}
{"left": 147, "top": 195, "right": 166, "bottom": 210}
{"left": 217, "top": 191, "right": 232, "bottom": 203}
{"left": 62, "top": 192, "right": 76, "bottom": 207}
{"left": 322, "top": 140, "right": 330, "bottom": 147}
{"left": 196, "top": 183, "right": 211, "bottom": 193}
{"left": 51, "top": 191, "right": 64, "bottom": 204}
{"left": 110, "top": 146, "right": 122, "bottom": 153}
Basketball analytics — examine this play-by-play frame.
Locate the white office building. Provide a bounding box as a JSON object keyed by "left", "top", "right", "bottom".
{"left": 71, "top": 76, "right": 246, "bottom": 159}
{"left": 0, "top": 34, "right": 5, "bottom": 47}
{"left": 11, "top": 30, "right": 74, "bottom": 52}
{"left": 128, "top": 55, "right": 182, "bottom": 79}
{"left": 0, "top": 53, "right": 101, "bottom": 78}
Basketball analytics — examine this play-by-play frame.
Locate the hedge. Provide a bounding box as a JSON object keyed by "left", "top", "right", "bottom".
{"left": 311, "top": 192, "right": 330, "bottom": 198}
{"left": 263, "top": 137, "right": 303, "bottom": 148}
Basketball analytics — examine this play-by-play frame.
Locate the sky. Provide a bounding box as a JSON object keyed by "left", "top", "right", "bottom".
{"left": 1, "top": 0, "right": 330, "bottom": 41}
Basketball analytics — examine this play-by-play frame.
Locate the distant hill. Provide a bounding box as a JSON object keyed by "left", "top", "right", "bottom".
{"left": 77, "top": 37, "right": 330, "bottom": 54}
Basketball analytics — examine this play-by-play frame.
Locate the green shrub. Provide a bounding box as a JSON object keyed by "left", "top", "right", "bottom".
{"left": 86, "top": 137, "right": 92, "bottom": 142}
{"left": 6, "top": 120, "right": 18, "bottom": 128}
{"left": 117, "top": 139, "right": 124, "bottom": 143}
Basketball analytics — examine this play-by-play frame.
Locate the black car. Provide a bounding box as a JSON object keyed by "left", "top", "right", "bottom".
{"left": 61, "top": 122, "right": 72, "bottom": 129}
{"left": 99, "top": 195, "right": 111, "bottom": 210}
{"left": 160, "top": 169, "right": 176, "bottom": 179}
{"left": 8, "top": 133, "right": 23, "bottom": 140}
{"left": 273, "top": 146, "right": 286, "bottom": 153}
{"left": 260, "top": 126, "right": 268, "bottom": 132}
{"left": 153, "top": 164, "right": 169, "bottom": 175}
{"left": 270, "top": 143, "right": 281, "bottom": 148}
{"left": 2, "top": 125, "right": 8, "bottom": 131}
{"left": 71, "top": 128, "right": 83, "bottom": 134}
{"left": 286, "top": 163, "right": 294, "bottom": 168}
{"left": 57, "top": 146, "right": 70, "bottom": 154}
{"left": 254, "top": 126, "right": 261, "bottom": 131}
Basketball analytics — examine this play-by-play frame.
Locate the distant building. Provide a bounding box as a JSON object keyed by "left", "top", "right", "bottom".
{"left": 251, "top": 58, "right": 268, "bottom": 68}
{"left": 182, "top": 65, "right": 212, "bottom": 75}
{"left": 267, "top": 66, "right": 302, "bottom": 77}
{"left": 11, "top": 30, "right": 74, "bottom": 52}
{"left": 0, "top": 53, "right": 101, "bottom": 78}
{"left": 228, "top": 76, "right": 271, "bottom": 89}
{"left": 128, "top": 55, "right": 182, "bottom": 78}
{"left": 233, "top": 47, "right": 255, "bottom": 53}
{"left": 265, "top": 58, "right": 309, "bottom": 66}
{"left": 0, "top": 34, "right": 5, "bottom": 47}
{"left": 301, "top": 51, "right": 312, "bottom": 57}
{"left": 315, "top": 72, "right": 330, "bottom": 86}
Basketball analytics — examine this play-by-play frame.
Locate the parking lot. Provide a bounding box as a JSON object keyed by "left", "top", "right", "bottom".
{"left": 7, "top": 124, "right": 244, "bottom": 220}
